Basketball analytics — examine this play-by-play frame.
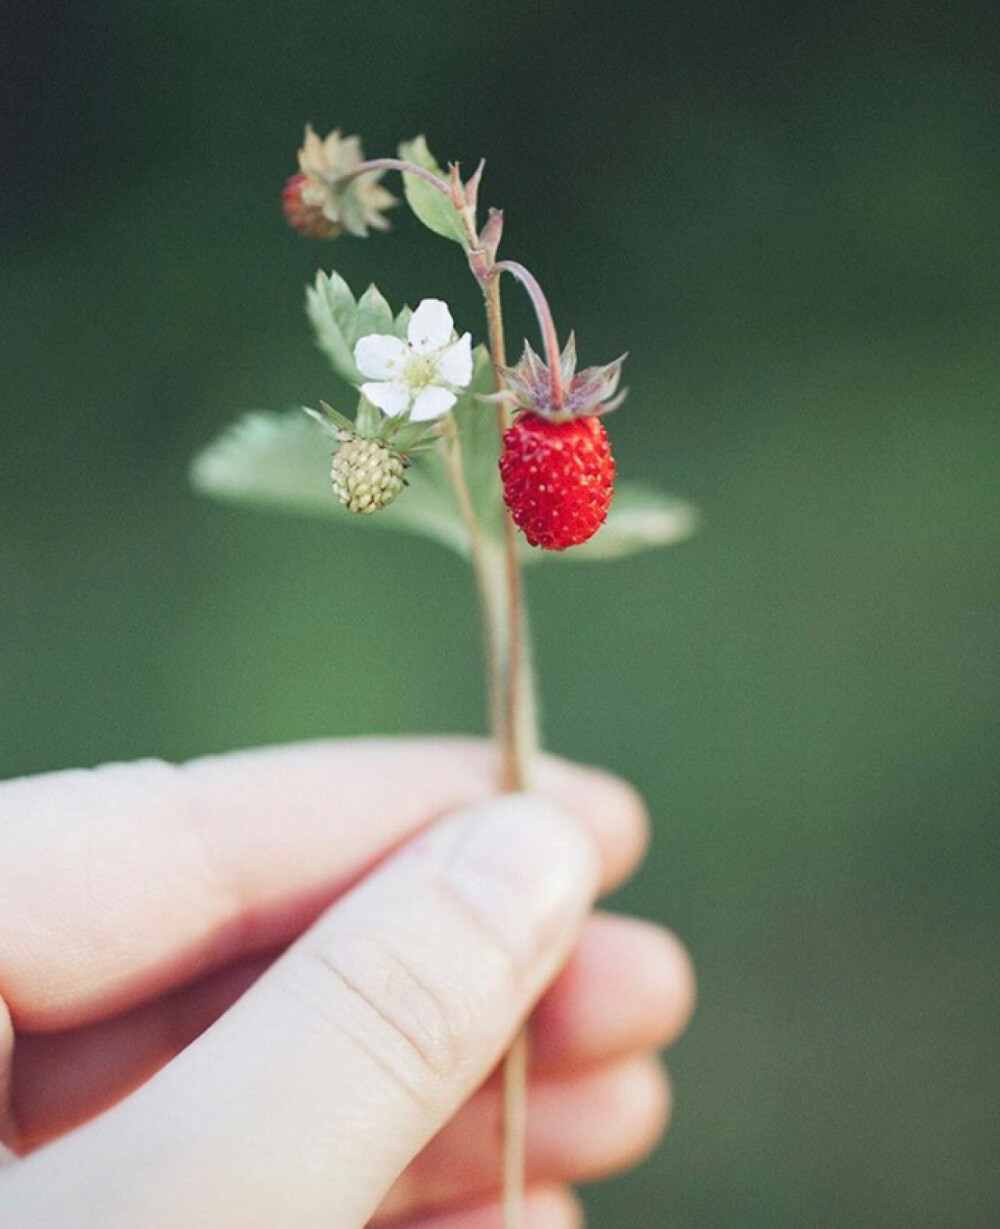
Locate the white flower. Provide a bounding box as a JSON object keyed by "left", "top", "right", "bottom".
{"left": 353, "top": 299, "right": 473, "bottom": 422}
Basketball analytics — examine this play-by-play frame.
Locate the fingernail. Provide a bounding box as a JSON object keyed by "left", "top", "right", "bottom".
{"left": 441, "top": 794, "right": 600, "bottom": 972}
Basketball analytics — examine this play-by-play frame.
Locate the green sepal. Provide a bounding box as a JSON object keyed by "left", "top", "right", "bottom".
{"left": 397, "top": 136, "right": 469, "bottom": 248}
{"left": 308, "top": 401, "right": 353, "bottom": 435}
{"left": 382, "top": 414, "right": 441, "bottom": 454}
{"left": 354, "top": 396, "right": 382, "bottom": 438}
{"left": 305, "top": 399, "right": 442, "bottom": 459}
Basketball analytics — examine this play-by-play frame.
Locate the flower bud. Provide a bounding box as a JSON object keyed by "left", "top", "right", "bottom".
{"left": 479, "top": 207, "right": 504, "bottom": 262}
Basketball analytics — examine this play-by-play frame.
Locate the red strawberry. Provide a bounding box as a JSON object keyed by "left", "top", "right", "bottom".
{"left": 282, "top": 174, "right": 342, "bottom": 239}
{"left": 500, "top": 412, "right": 615, "bottom": 550}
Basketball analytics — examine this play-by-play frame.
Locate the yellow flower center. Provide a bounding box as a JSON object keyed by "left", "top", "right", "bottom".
{"left": 405, "top": 353, "right": 438, "bottom": 391}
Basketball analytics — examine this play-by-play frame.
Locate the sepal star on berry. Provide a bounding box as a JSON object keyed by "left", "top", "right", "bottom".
{"left": 500, "top": 335, "right": 628, "bottom": 422}
{"left": 497, "top": 336, "right": 625, "bottom": 550}
{"left": 284, "top": 126, "right": 397, "bottom": 240}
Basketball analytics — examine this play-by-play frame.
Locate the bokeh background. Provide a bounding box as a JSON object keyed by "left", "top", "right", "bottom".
{"left": 3, "top": 1, "right": 998, "bottom": 1224}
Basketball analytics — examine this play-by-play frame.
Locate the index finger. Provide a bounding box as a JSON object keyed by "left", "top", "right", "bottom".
{"left": 0, "top": 738, "right": 647, "bottom": 1031}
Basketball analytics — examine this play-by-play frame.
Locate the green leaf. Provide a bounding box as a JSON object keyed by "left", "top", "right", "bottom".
{"left": 523, "top": 482, "right": 699, "bottom": 565}
{"left": 394, "top": 303, "right": 414, "bottom": 335}
{"left": 191, "top": 405, "right": 698, "bottom": 566}
{"left": 305, "top": 271, "right": 408, "bottom": 385}
{"left": 190, "top": 410, "right": 472, "bottom": 557}
{"left": 354, "top": 283, "right": 395, "bottom": 339}
{"left": 397, "top": 136, "right": 468, "bottom": 247}
{"left": 304, "top": 271, "right": 358, "bottom": 383}
{"left": 452, "top": 345, "right": 505, "bottom": 538}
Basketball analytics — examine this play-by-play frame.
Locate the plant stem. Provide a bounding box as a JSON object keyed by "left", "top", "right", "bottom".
{"left": 439, "top": 420, "right": 504, "bottom": 742}
{"left": 370, "top": 158, "right": 545, "bottom": 1229}
{"left": 482, "top": 274, "right": 536, "bottom": 790}
{"left": 481, "top": 269, "right": 536, "bottom": 1229}
{"left": 441, "top": 309, "right": 534, "bottom": 1229}
{"left": 502, "top": 1027, "right": 529, "bottom": 1229}
{"left": 335, "top": 157, "right": 451, "bottom": 196}
{"left": 494, "top": 260, "right": 564, "bottom": 407}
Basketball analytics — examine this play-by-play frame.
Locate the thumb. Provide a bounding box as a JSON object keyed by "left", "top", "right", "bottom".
{"left": 1, "top": 795, "right": 600, "bottom": 1229}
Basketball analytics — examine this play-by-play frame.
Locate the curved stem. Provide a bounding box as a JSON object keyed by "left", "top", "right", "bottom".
{"left": 334, "top": 157, "right": 451, "bottom": 196}
{"left": 494, "top": 260, "right": 564, "bottom": 407}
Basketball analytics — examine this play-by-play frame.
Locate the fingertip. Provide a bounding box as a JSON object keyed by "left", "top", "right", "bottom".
{"left": 576, "top": 1056, "right": 672, "bottom": 1179}
{"left": 438, "top": 792, "right": 602, "bottom": 976}
{"left": 527, "top": 1185, "right": 585, "bottom": 1229}
{"left": 527, "top": 1056, "right": 672, "bottom": 1186}
{"left": 623, "top": 920, "right": 697, "bottom": 1046}
{"left": 630, "top": 1056, "right": 673, "bottom": 1168}
{"left": 530, "top": 913, "right": 695, "bottom": 1075}
{"left": 534, "top": 755, "right": 650, "bottom": 892}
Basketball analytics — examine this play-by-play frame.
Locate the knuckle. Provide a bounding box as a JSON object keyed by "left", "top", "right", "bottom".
{"left": 288, "top": 931, "right": 473, "bottom": 1100}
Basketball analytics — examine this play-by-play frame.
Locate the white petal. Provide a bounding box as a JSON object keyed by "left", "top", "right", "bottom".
{"left": 361, "top": 381, "right": 412, "bottom": 416}
{"left": 436, "top": 333, "right": 473, "bottom": 387}
{"left": 354, "top": 334, "right": 408, "bottom": 380}
{"left": 408, "top": 299, "right": 454, "bottom": 355}
{"left": 410, "top": 386, "right": 457, "bottom": 421}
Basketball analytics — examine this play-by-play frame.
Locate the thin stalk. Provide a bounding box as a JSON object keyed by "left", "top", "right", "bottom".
{"left": 481, "top": 269, "right": 536, "bottom": 1229}
{"left": 316, "top": 139, "right": 579, "bottom": 1229}
{"left": 502, "top": 1028, "right": 529, "bottom": 1229}
{"left": 494, "top": 260, "right": 564, "bottom": 407}
{"left": 334, "top": 157, "right": 450, "bottom": 196}
{"left": 482, "top": 273, "right": 535, "bottom": 791}
{"left": 356, "top": 159, "right": 546, "bottom": 1229}
{"left": 439, "top": 420, "right": 504, "bottom": 740}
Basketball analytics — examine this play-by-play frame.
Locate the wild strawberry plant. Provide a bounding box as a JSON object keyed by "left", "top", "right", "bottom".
{"left": 192, "top": 126, "right": 697, "bottom": 1227}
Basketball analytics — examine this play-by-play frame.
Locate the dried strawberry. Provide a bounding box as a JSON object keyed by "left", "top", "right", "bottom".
{"left": 282, "top": 174, "right": 342, "bottom": 239}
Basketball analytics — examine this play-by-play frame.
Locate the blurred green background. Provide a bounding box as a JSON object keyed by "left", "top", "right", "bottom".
{"left": 3, "top": 1, "right": 998, "bottom": 1224}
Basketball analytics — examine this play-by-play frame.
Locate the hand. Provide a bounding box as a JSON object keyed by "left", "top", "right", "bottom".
{"left": 0, "top": 739, "right": 694, "bottom": 1228}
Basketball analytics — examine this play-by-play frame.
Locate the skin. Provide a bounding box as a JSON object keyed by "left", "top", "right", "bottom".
{"left": 0, "top": 738, "right": 695, "bottom": 1228}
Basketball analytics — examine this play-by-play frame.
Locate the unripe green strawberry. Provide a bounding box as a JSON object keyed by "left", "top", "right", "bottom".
{"left": 331, "top": 435, "right": 407, "bottom": 514}
{"left": 500, "top": 412, "right": 615, "bottom": 550}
